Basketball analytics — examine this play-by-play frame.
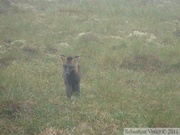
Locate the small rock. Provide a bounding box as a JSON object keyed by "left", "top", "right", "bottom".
{"left": 128, "top": 31, "right": 147, "bottom": 38}
{"left": 11, "top": 40, "right": 26, "bottom": 46}
{"left": 59, "top": 42, "right": 69, "bottom": 48}
{"left": 77, "top": 32, "right": 99, "bottom": 41}
{"left": 148, "top": 34, "right": 157, "bottom": 43}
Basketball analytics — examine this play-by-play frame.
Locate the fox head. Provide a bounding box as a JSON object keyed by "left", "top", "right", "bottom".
{"left": 60, "top": 55, "right": 80, "bottom": 76}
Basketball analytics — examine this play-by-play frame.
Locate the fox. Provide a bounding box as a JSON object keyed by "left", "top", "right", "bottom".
{"left": 60, "top": 55, "right": 82, "bottom": 99}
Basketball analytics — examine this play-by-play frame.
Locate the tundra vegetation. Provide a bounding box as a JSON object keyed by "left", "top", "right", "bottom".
{"left": 0, "top": 0, "right": 180, "bottom": 134}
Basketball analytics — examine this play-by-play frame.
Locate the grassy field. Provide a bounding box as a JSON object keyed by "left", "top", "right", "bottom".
{"left": 0, "top": 0, "right": 180, "bottom": 134}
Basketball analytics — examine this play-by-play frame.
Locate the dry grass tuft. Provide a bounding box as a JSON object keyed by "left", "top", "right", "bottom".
{"left": 0, "top": 57, "right": 16, "bottom": 67}
{"left": 0, "top": 100, "right": 22, "bottom": 119}
{"left": 121, "top": 54, "right": 166, "bottom": 72}
{"left": 21, "top": 45, "right": 39, "bottom": 54}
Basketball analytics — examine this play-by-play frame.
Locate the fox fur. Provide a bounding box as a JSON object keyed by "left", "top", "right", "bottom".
{"left": 60, "top": 55, "right": 82, "bottom": 98}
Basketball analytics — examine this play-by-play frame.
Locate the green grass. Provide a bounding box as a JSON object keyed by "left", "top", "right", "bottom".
{"left": 0, "top": 0, "right": 180, "bottom": 134}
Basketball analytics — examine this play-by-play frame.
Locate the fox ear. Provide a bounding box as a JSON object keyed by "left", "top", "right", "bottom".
{"left": 73, "top": 56, "right": 80, "bottom": 63}
{"left": 60, "top": 55, "right": 67, "bottom": 63}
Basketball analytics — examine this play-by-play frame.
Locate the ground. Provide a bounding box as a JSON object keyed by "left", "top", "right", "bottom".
{"left": 0, "top": 0, "right": 180, "bottom": 134}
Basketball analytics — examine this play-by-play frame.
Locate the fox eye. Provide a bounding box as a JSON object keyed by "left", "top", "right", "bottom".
{"left": 63, "top": 65, "right": 67, "bottom": 68}
{"left": 63, "top": 65, "right": 74, "bottom": 69}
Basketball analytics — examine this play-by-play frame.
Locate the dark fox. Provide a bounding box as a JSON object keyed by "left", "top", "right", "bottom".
{"left": 60, "top": 55, "right": 82, "bottom": 98}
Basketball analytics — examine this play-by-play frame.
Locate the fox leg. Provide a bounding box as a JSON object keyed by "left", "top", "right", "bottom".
{"left": 74, "top": 82, "right": 80, "bottom": 96}
{"left": 66, "top": 85, "right": 73, "bottom": 99}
